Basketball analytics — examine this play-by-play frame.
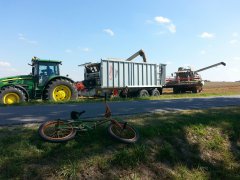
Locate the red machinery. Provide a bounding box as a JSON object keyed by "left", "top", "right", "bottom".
{"left": 165, "top": 62, "right": 226, "bottom": 93}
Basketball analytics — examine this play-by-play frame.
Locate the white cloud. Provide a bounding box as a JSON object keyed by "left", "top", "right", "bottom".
{"left": 65, "top": 49, "right": 72, "bottom": 53}
{"left": 229, "top": 39, "right": 238, "bottom": 44}
{"left": 82, "top": 48, "right": 90, "bottom": 52}
{"left": 18, "top": 33, "right": 38, "bottom": 44}
{"left": 232, "top": 32, "right": 239, "bottom": 37}
{"left": 153, "top": 16, "right": 176, "bottom": 34}
{"left": 200, "top": 50, "right": 206, "bottom": 55}
{"left": 0, "top": 61, "right": 11, "bottom": 67}
{"left": 167, "top": 24, "right": 176, "bottom": 33}
{"left": 154, "top": 16, "right": 171, "bottom": 24}
{"left": 0, "top": 61, "right": 18, "bottom": 77}
{"left": 103, "top": 29, "right": 114, "bottom": 36}
{"left": 233, "top": 57, "right": 240, "bottom": 61}
{"left": 200, "top": 32, "right": 215, "bottom": 39}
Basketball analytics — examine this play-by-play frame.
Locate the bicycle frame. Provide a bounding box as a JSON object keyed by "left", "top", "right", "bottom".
{"left": 55, "top": 95, "right": 124, "bottom": 132}
{"left": 56, "top": 118, "right": 112, "bottom": 131}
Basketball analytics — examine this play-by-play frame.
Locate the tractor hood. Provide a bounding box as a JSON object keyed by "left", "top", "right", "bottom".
{"left": 0, "top": 75, "right": 33, "bottom": 84}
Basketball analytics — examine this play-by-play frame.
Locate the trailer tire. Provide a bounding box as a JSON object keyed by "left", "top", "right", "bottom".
{"left": 151, "top": 89, "right": 160, "bottom": 96}
{"left": 139, "top": 89, "right": 149, "bottom": 97}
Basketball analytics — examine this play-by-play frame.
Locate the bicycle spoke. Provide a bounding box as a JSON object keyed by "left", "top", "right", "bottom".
{"left": 49, "top": 131, "right": 58, "bottom": 137}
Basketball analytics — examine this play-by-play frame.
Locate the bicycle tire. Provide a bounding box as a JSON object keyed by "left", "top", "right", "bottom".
{"left": 108, "top": 121, "right": 139, "bottom": 144}
{"left": 38, "top": 120, "right": 77, "bottom": 142}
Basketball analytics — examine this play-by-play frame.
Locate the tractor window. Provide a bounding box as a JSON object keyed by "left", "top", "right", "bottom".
{"left": 38, "top": 63, "right": 59, "bottom": 85}
{"left": 39, "top": 64, "right": 59, "bottom": 76}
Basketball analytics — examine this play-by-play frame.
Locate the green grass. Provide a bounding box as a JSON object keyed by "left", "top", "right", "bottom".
{"left": 0, "top": 107, "right": 240, "bottom": 179}
{"left": 0, "top": 90, "right": 239, "bottom": 107}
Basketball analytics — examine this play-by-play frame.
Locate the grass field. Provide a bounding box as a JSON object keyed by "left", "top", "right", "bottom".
{"left": 1, "top": 81, "right": 239, "bottom": 107}
{"left": 0, "top": 107, "right": 240, "bottom": 179}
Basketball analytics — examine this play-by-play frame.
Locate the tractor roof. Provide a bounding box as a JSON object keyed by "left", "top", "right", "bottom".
{"left": 31, "top": 57, "right": 62, "bottom": 64}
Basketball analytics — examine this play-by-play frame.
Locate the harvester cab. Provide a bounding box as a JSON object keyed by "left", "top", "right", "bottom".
{"left": 174, "top": 67, "right": 201, "bottom": 82}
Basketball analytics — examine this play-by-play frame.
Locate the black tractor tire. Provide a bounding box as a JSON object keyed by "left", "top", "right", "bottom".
{"left": 0, "top": 86, "right": 27, "bottom": 105}
{"left": 151, "top": 89, "right": 161, "bottom": 96}
{"left": 44, "top": 79, "right": 78, "bottom": 102}
{"left": 139, "top": 89, "right": 149, "bottom": 97}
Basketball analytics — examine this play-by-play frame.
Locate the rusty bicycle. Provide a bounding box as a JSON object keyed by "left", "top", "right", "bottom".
{"left": 38, "top": 94, "right": 139, "bottom": 143}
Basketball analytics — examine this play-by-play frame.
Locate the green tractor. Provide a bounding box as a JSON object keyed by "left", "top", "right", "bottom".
{"left": 0, "top": 57, "right": 78, "bottom": 105}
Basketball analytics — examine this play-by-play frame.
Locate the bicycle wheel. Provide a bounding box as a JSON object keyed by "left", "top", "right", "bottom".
{"left": 108, "top": 121, "right": 139, "bottom": 144}
{"left": 38, "top": 120, "right": 76, "bottom": 142}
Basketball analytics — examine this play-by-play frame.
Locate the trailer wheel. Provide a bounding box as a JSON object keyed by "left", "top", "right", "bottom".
{"left": 151, "top": 89, "right": 160, "bottom": 96}
{"left": 139, "top": 89, "right": 149, "bottom": 97}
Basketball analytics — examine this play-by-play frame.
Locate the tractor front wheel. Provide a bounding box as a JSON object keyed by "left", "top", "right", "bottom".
{"left": 0, "top": 87, "right": 26, "bottom": 105}
{"left": 45, "top": 79, "right": 78, "bottom": 102}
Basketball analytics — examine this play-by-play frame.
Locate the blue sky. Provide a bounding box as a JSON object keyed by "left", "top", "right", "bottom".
{"left": 0, "top": 0, "right": 239, "bottom": 81}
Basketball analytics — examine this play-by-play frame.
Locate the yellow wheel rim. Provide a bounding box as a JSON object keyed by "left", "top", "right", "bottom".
{"left": 3, "top": 93, "right": 20, "bottom": 104}
{"left": 52, "top": 85, "right": 72, "bottom": 101}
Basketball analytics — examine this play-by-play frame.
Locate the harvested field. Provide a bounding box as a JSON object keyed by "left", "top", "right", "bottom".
{"left": 203, "top": 81, "right": 240, "bottom": 94}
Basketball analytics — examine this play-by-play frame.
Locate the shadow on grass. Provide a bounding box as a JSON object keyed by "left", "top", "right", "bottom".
{"left": 0, "top": 107, "right": 240, "bottom": 179}
{"left": 137, "top": 107, "right": 240, "bottom": 179}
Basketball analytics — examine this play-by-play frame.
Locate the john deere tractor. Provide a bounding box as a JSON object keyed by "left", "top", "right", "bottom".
{"left": 0, "top": 57, "right": 78, "bottom": 104}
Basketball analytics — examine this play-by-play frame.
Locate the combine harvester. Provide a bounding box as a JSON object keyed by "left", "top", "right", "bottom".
{"left": 164, "top": 62, "right": 226, "bottom": 93}
{"left": 76, "top": 50, "right": 166, "bottom": 97}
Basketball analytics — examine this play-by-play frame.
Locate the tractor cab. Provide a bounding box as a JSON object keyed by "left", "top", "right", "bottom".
{"left": 31, "top": 57, "right": 61, "bottom": 86}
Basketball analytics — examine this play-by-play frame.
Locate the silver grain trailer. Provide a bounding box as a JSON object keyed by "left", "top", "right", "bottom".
{"left": 77, "top": 50, "right": 166, "bottom": 97}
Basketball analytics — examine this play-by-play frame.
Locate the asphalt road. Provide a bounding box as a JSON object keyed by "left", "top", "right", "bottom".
{"left": 0, "top": 95, "right": 240, "bottom": 125}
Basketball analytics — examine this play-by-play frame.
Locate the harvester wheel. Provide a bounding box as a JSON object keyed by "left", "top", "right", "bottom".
{"left": 151, "top": 89, "right": 160, "bottom": 96}
{"left": 0, "top": 86, "right": 26, "bottom": 105}
{"left": 44, "top": 79, "right": 78, "bottom": 102}
{"left": 192, "top": 87, "right": 198, "bottom": 93}
{"left": 139, "top": 89, "right": 149, "bottom": 97}
{"left": 173, "top": 87, "right": 179, "bottom": 94}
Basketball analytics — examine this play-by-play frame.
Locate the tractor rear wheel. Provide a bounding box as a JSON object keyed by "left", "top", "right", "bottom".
{"left": 45, "top": 79, "right": 78, "bottom": 102}
{"left": 0, "top": 87, "right": 26, "bottom": 105}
